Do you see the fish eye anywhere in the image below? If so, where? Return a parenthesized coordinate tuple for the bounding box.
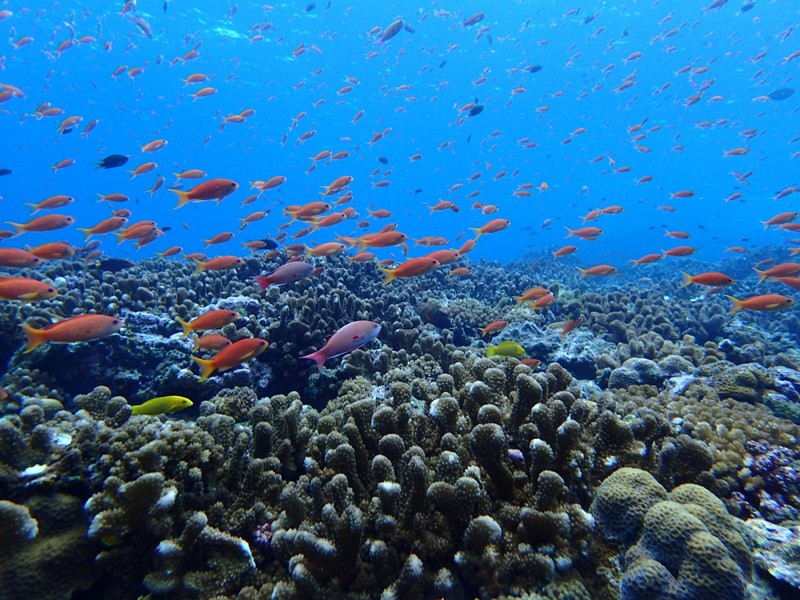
(113, 320, 120, 324)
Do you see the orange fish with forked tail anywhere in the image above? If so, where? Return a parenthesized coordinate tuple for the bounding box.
(379, 256, 439, 284)
(726, 294, 795, 314)
(479, 320, 508, 336)
(0, 277, 58, 302)
(471, 219, 510, 239)
(176, 309, 238, 337)
(171, 179, 239, 208)
(21, 314, 122, 353)
(681, 272, 734, 287)
(192, 338, 268, 381)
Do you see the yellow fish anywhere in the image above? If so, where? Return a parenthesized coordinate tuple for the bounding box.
(487, 341, 525, 358)
(131, 395, 193, 416)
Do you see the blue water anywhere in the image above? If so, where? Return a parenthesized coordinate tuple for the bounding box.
(1, 1, 798, 266)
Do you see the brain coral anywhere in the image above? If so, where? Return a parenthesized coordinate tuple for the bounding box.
(594, 468, 753, 600)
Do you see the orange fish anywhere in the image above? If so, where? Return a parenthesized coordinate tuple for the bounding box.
(25, 195, 75, 214)
(379, 256, 439, 284)
(565, 226, 603, 240)
(192, 338, 268, 381)
(471, 219, 510, 239)
(193, 255, 245, 273)
(285, 202, 331, 223)
(754, 263, 800, 284)
(172, 179, 239, 208)
(663, 246, 696, 258)
(321, 175, 353, 197)
(762, 212, 798, 230)
(529, 294, 555, 310)
(26, 242, 74, 261)
(560, 316, 584, 339)
(177, 309, 238, 337)
(681, 272, 734, 287)
(0, 277, 58, 302)
(727, 294, 794, 314)
(358, 231, 409, 249)
(513, 287, 550, 307)
(21, 314, 122, 353)
(449, 267, 471, 276)
(479, 320, 508, 336)
(425, 249, 461, 265)
(78, 216, 129, 239)
(306, 242, 347, 257)
(141, 139, 168, 152)
(553, 246, 578, 258)
(577, 265, 617, 279)
(7, 214, 75, 236)
(630, 254, 662, 267)
(0, 248, 42, 268)
(202, 232, 235, 248)
(194, 334, 232, 352)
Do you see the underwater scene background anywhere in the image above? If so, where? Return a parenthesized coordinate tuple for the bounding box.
(1, 1, 800, 599)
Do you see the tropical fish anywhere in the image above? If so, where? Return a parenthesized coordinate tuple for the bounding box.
(487, 341, 525, 358)
(300, 321, 381, 370)
(0, 277, 57, 302)
(21, 314, 122, 353)
(192, 338, 269, 381)
(253, 262, 316, 290)
(176, 309, 238, 337)
(131, 395, 193, 416)
(379, 257, 439, 284)
(479, 321, 509, 336)
(727, 295, 795, 314)
(172, 179, 239, 208)
(681, 272, 734, 287)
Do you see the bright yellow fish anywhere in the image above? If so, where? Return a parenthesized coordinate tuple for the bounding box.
(131, 395, 193, 416)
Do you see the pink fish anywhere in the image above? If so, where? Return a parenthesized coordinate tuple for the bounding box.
(301, 321, 381, 370)
(253, 261, 315, 291)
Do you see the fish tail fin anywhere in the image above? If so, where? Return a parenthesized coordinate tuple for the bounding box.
(379, 267, 396, 285)
(5, 222, 24, 237)
(680, 271, 693, 287)
(753, 268, 768, 284)
(661, 250, 668, 259)
(112, 232, 127, 245)
(253, 276, 271, 292)
(726, 295, 744, 315)
(176, 317, 193, 338)
(171, 189, 191, 209)
(77, 228, 94, 241)
(577, 267, 587, 280)
(300, 350, 326, 371)
(24, 203, 40, 214)
(761, 221, 771, 231)
(20, 323, 46, 353)
(192, 258, 205, 274)
(513, 296, 524, 307)
(487, 347, 496, 357)
(191, 356, 216, 381)
(564, 227, 574, 239)
(470, 227, 483, 239)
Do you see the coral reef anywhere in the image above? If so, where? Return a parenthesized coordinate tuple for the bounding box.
(1, 252, 799, 599)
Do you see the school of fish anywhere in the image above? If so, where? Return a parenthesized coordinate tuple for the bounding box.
(0, 2, 798, 401)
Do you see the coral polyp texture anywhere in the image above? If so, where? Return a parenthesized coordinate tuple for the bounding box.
(1, 247, 800, 599)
